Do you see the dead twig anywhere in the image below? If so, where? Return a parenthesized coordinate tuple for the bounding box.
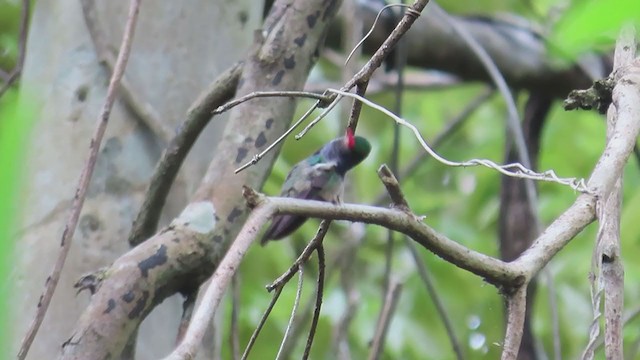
(405, 240, 464, 359)
(276, 268, 304, 360)
(239, 0, 431, 170)
(302, 244, 326, 360)
(176, 290, 198, 345)
(329, 88, 591, 193)
(346, 81, 369, 133)
(17, 1, 141, 358)
(240, 287, 284, 360)
(378, 165, 464, 359)
(267, 221, 331, 292)
(213, 90, 330, 115)
(343, 0, 429, 91)
(596, 25, 635, 360)
(235, 99, 321, 174)
(367, 279, 403, 360)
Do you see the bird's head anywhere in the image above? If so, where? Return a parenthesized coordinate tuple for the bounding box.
(328, 128, 371, 175)
(343, 128, 371, 159)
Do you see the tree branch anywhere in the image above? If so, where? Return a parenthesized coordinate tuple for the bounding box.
(513, 59, 640, 277)
(128, 62, 242, 246)
(18, 1, 141, 358)
(501, 286, 528, 360)
(62, 0, 345, 357)
(353, 2, 607, 98)
(244, 187, 519, 287)
(302, 244, 326, 360)
(161, 205, 269, 360)
(600, 24, 636, 360)
(367, 279, 403, 360)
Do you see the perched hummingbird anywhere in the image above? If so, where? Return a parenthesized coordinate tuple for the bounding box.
(261, 129, 371, 244)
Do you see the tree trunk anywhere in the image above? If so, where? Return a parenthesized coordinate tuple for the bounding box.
(12, 1, 260, 359)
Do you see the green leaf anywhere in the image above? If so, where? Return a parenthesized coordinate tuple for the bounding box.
(0, 92, 35, 355)
(550, 0, 640, 58)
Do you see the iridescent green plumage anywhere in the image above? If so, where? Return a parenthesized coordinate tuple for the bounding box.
(261, 131, 371, 244)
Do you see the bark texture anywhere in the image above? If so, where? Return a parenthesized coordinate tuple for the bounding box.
(13, 1, 259, 359)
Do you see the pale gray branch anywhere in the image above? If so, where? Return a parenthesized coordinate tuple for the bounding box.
(162, 205, 270, 360)
(501, 287, 527, 360)
(599, 24, 636, 360)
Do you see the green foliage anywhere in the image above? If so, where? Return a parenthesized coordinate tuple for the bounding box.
(550, 0, 640, 58)
(0, 0, 23, 71)
(0, 91, 34, 360)
(240, 50, 640, 357)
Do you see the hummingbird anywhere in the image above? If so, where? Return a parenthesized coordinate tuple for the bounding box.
(261, 129, 371, 244)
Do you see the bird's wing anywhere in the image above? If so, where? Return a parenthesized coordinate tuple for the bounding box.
(261, 162, 339, 244)
(284, 162, 340, 202)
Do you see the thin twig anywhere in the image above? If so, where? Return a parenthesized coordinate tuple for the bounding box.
(244, 221, 332, 359)
(344, 4, 412, 67)
(398, 88, 493, 180)
(332, 226, 364, 359)
(431, 4, 544, 245)
(240, 218, 331, 360)
(327, 88, 591, 192)
(594, 304, 640, 352)
(381, 30, 407, 296)
(17, 1, 141, 358)
(176, 290, 198, 345)
(373, 88, 494, 205)
(340, 0, 364, 128)
(346, 81, 369, 133)
(80, 0, 174, 143)
(267, 220, 332, 292)
(405, 240, 464, 359)
(582, 264, 604, 360)
(299, 0, 429, 137)
(599, 24, 634, 360)
(594, 306, 640, 359)
(275, 292, 317, 359)
(295, 95, 343, 139)
(324, 224, 366, 358)
(377, 164, 464, 359)
(302, 244, 326, 360)
(239, 0, 430, 170)
(235, 100, 320, 174)
(367, 279, 403, 360)
(128, 62, 242, 246)
(343, 0, 430, 91)
(276, 268, 304, 360)
(213, 90, 330, 115)
(240, 286, 284, 360)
